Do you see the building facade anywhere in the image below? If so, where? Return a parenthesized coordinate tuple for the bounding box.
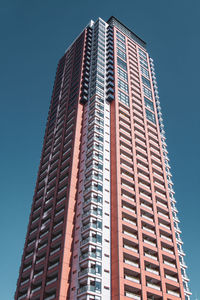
(15, 17, 191, 300)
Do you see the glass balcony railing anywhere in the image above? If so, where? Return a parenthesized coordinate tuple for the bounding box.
(84, 197, 102, 206)
(78, 267, 101, 277)
(84, 184, 102, 194)
(85, 174, 103, 183)
(80, 236, 102, 246)
(82, 209, 102, 218)
(79, 251, 101, 261)
(81, 222, 102, 232)
(86, 153, 103, 163)
(86, 163, 103, 173)
(77, 285, 96, 294)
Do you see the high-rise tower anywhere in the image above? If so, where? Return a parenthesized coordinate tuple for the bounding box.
(15, 17, 191, 300)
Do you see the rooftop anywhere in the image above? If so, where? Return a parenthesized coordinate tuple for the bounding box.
(107, 16, 146, 49)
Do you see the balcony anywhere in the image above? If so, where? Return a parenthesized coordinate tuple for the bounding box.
(123, 230, 137, 239)
(20, 278, 29, 286)
(123, 217, 136, 226)
(31, 285, 41, 294)
(77, 284, 99, 294)
(144, 252, 157, 261)
(82, 209, 102, 219)
(162, 247, 174, 255)
(124, 259, 139, 268)
(84, 196, 102, 206)
(85, 173, 103, 184)
(81, 222, 102, 232)
(44, 295, 56, 300)
(84, 184, 102, 195)
(18, 294, 27, 300)
(80, 236, 101, 246)
(48, 260, 59, 270)
(160, 235, 172, 242)
(167, 290, 180, 297)
(125, 274, 140, 284)
(124, 291, 141, 299)
(79, 251, 101, 261)
(163, 260, 176, 268)
(124, 244, 138, 253)
(78, 267, 101, 277)
(146, 282, 161, 291)
(142, 215, 154, 222)
(46, 277, 57, 286)
(145, 267, 159, 275)
(165, 274, 178, 282)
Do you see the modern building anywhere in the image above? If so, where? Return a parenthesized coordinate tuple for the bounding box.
(15, 16, 191, 300)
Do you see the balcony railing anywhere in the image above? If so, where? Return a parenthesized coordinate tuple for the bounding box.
(165, 274, 178, 282)
(146, 267, 159, 275)
(167, 290, 180, 297)
(79, 251, 101, 261)
(78, 267, 101, 277)
(164, 260, 176, 268)
(80, 236, 101, 246)
(124, 259, 139, 268)
(146, 282, 161, 291)
(125, 275, 140, 283)
(77, 285, 100, 294)
(83, 209, 102, 218)
(81, 222, 101, 232)
(124, 291, 141, 299)
(144, 253, 157, 261)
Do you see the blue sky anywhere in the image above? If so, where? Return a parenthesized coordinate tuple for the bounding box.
(0, 0, 200, 299)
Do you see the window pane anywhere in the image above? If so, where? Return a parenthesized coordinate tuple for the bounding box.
(117, 48, 126, 60)
(117, 57, 127, 71)
(118, 90, 129, 106)
(142, 76, 151, 88)
(118, 78, 129, 93)
(141, 66, 149, 78)
(146, 109, 156, 123)
(143, 86, 152, 99)
(117, 68, 128, 82)
(116, 31, 125, 42)
(144, 97, 154, 111)
(116, 39, 126, 51)
(140, 57, 148, 68)
(138, 48, 147, 59)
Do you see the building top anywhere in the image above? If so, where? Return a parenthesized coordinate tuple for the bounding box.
(107, 16, 146, 49)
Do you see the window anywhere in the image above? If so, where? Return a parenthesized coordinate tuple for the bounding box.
(140, 57, 148, 68)
(116, 31, 125, 42)
(117, 48, 126, 60)
(118, 90, 129, 106)
(117, 39, 126, 51)
(117, 57, 127, 71)
(146, 109, 156, 124)
(138, 48, 147, 59)
(143, 86, 152, 99)
(141, 66, 149, 78)
(117, 67, 128, 82)
(144, 97, 154, 111)
(142, 76, 151, 88)
(118, 78, 129, 93)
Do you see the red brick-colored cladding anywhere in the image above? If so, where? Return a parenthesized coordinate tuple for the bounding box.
(111, 25, 185, 300)
(139, 45, 185, 299)
(58, 27, 90, 300)
(15, 29, 87, 300)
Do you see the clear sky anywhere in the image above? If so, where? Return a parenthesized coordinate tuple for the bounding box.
(1, 0, 200, 299)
